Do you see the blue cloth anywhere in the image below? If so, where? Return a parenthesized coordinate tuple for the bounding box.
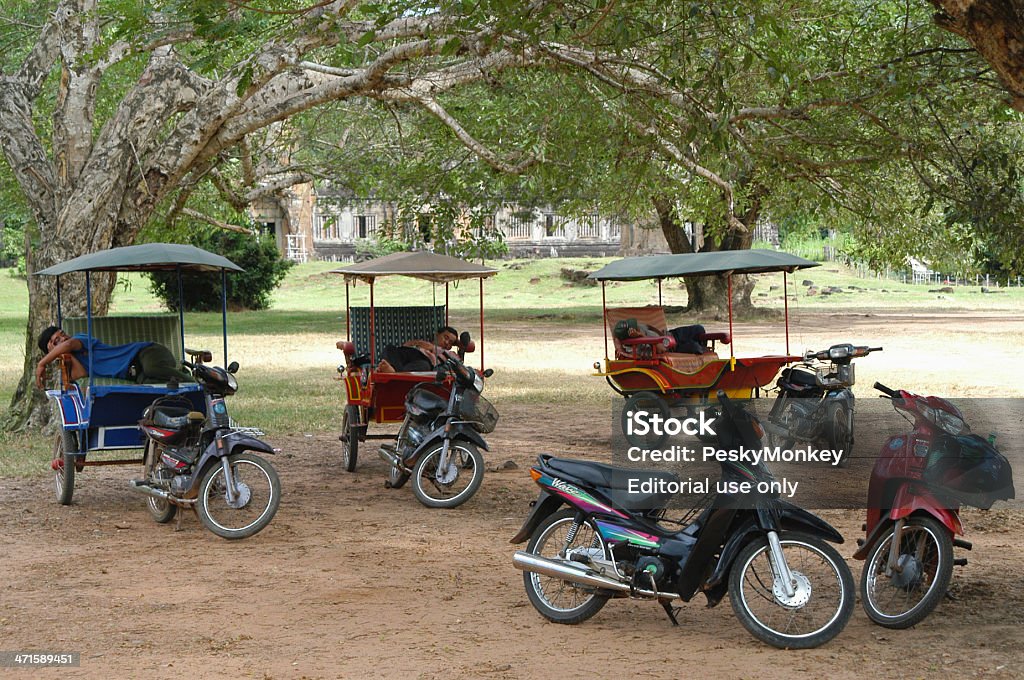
(71, 334, 152, 379)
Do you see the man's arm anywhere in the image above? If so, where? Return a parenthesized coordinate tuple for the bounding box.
(35, 337, 84, 388)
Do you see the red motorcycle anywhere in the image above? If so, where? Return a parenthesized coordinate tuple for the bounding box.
(854, 382, 1014, 628)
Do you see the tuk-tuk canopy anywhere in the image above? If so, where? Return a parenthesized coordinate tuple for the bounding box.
(35, 243, 243, 275)
(588, 250, 819, 282)
(332, 251, 498, 284)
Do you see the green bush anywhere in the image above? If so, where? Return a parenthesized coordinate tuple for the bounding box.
(147, 230, 294, 311)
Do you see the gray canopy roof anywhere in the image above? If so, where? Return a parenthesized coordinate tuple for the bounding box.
(34, 243, 244, 275)
(588, 250, 819, 281)
(332, 251, 498, 283)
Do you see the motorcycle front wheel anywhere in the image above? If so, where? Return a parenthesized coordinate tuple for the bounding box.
(729, 532, 854, 649)
(522, 509, 611, 624)
(411, 441, 483, 509)
(860, 516, 953, 629)
(196, 452, 281, 539)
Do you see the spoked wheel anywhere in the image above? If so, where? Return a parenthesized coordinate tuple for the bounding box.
(52, 430, 77, 506)
(766, 399, 796, 451)
(142, 443, 177, 524)
(860, 516, 953, 629)
(341, 405, 361, 472)
(411, 442, 483, 509)
(825, 402, 853, 467)
(196, 453, 282, 539)
(621, 391, 670, 448)
(522, 509, 611, 624)
(729, 532, 854, 649)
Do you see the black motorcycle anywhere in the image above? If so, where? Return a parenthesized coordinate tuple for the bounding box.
(131, 350, 281, 539)
(379, 354, 498, 508)
(765, 343, 881, 465)
(511, 390, 855, 649)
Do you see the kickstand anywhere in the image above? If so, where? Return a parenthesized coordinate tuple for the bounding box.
(659, 599, 681, 626)
(174, 508, 186, 532)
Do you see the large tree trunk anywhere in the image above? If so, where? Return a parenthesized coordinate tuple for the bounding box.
(930, 1, 1024, 111)
(652, 194, 760, 316)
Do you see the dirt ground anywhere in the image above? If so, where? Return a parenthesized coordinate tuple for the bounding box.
(2, 311, 1023, 679)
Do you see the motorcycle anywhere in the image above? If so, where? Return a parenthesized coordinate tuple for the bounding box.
(378, 353, 498, 509)
(765, 343, 882, 465)
(854, 382, 1014, 628)
(131, 351, 282, 539)
(511, 390, 855, 649)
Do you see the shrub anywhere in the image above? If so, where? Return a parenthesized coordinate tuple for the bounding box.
(147, 230, 294, 311)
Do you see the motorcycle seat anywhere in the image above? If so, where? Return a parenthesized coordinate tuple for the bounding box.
(541, 455, 679, 511)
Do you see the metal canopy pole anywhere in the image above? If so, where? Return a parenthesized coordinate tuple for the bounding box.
(479, 277, 485, 371)
(602, 281, 609, 361)
(369, 279, 376, 368)
(658, 278, 663, 306)
(727, 274, 735, 368)
(221, 269, 228, 364)
(85, 271, 94, 380)
(56, 276, 63, 327)
(176, 265, 186, 361)
(345, 280, 351, 341)
(783, 271, 790, 355)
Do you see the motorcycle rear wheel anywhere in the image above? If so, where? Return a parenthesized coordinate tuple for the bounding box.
(825, 402, 853, 467)
(522, 509, 611, 624)
(196, 453, 281, 539)
(142, 443, 177, 524)
(729, 532, 854, 649)
(411, 442, 483, 509)
(860, 516, 953, 629)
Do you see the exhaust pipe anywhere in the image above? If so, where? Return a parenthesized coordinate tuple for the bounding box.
(129, 480, 195, 505)
(512, 550, 678, 601)
(378, 444, 403, 468)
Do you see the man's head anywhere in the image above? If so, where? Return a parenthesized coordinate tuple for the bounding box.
(436, 326, 459, 350)
(38, 326, 68, 354)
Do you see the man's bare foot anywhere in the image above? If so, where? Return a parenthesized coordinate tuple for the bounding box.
(376, 360, 395, 373)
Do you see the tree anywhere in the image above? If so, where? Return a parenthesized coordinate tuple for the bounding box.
(1, 0, 608, 429)
(928, 0, 1024, 110)
(308, 1, 1022, 312)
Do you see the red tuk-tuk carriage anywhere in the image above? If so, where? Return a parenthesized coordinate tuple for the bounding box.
(333, 251, 497, 472)
(588, 250, 819, 418)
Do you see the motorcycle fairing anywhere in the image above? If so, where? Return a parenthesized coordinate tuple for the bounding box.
(186, 431, 277, 494)
(538, 455, 678, 512)
(889, 485, 963, 535)
(530, 471, 627, 519)
(405, 424, 489, 467)
(853, 501, 963, 561)
(700, 501, 844, 594)
(594, 520, 661, 549)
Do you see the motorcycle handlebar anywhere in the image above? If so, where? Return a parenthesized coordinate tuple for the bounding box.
(873, 382, 898, 397)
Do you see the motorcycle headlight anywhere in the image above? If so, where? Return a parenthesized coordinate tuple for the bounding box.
(921, 405, 968, 436)
(828, 344, 853, 361)
(473, 372, 484, 393)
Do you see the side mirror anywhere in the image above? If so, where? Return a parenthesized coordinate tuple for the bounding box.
(458, 331, 472, 360)
(227, 361, 239, 374)
(483, 368, 494, 378)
